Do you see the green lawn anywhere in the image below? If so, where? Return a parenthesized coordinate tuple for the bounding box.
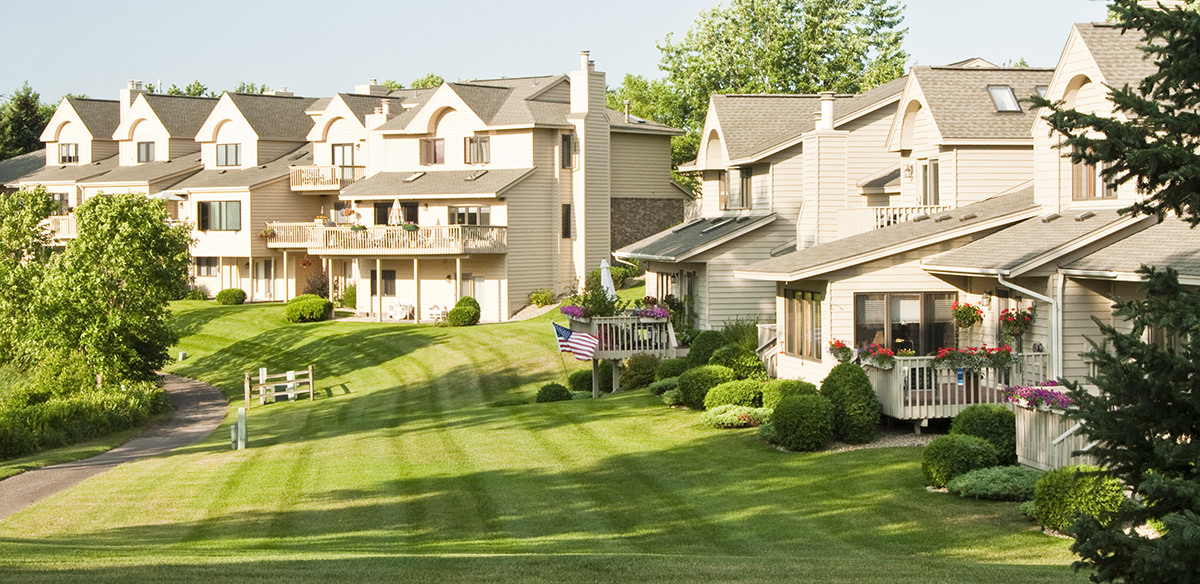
(0, 296, 1087, 583)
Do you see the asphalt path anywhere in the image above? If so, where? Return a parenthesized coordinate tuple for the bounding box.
(0, 374, 227, 521)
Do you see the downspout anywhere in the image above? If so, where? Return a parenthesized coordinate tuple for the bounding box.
(997, 272, 1061, 378)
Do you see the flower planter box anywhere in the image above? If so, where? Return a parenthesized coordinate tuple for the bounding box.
(1012, 405, 1097, 471)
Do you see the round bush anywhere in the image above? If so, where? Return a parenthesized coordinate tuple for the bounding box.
(285, 294, 333, 323)
(1032, 465, 1127, 533)
(215, 288, 246, 305)
(661, 389, 683, 406)
(703, 380, 763, 409)
(700, 405, 771, 429)
(820, 362, 880, 444)
(648, 376, 678, 396)
(686, 330, 727, 367)
(761, 379, 818, 410)
(454, 295, 481, 311)
(708, 344, 767, 380)
(771, 394, 835, 452)
(620, 353, 661, 391)
(655, 358, 689, 381)
(566, 363, 616, 394)
(947, 466, 1042, 501)
(535, 383, 572, 403)
(445, 305, 480, 327)
(528, 288, 555, 306)
(921, 434, 1000, 488)
(676, 365, 736, 410)
(950, 404, 1017, 465)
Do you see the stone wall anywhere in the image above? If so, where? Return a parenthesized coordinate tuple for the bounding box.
(610, 197, 685, 251)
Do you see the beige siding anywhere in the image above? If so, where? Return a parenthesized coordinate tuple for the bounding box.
(248, 179, 325, 257)
(610, 132, 678, 199)
(189, 188, 254, 257)
(257, 140, 305, 164)
(120, 117, 171, 165)
(167, 139, 200, 161)
(504, 129, 560, 317)
(766, 143, 804, 222)
(692, 223, 788, 329)
(948, 146, 1035, 205)
(533, 80, 571, 104)
(1061, 278, 1116, 380)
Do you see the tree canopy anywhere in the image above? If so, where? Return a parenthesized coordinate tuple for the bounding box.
(0, 82, 54, 160)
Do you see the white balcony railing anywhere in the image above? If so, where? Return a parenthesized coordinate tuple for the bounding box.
(862, 353, 1051, 421)
(48, 214, 77, 239)
(567, 315, 685, 361)
(873, 205, 954, 229)
(264, 222, 507, 256)
(289, 166, 366, 191)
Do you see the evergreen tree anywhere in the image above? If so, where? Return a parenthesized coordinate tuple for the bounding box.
(0, 82, 53, 159)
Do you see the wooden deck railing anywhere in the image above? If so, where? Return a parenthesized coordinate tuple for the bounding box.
(289, 165, 366, 191)
(1013, 405, 1097, 471)
(568, 316, 685, 360)
(48, 214, 77, 239)
(265, 222, 507, 255)
(863, 352, 1050, 421)
(873, 205, 953, 229)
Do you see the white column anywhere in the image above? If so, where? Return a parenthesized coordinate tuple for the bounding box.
(282, 250, 288, 301)
(413, 258, 421, 322)
(455, 258, 462, 302)
(376, 258, 382, 323)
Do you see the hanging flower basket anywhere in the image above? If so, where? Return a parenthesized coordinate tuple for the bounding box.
(340, 207, 356, 217)
(401, 222, 419, 232)
(860, 343, 895, 370)
(257, 228, 276, 239)
(1000, 306, 1036, 338)
(350, 224, 367, 232)
(951, 301, 984, 329)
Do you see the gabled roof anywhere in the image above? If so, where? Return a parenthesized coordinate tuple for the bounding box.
(141, 94, 218, 138)
(19, 155, 118, 184)
(338, 93, 411, 125)
(735, 187, 1039, 282)
(614, 214, 777, 263)
(1061, 216, 1200, 280)
(1074, 22, 1158, 91)
(447, 83, 512, 124)
(909, 66, 1054, 141)
(78, 157, 202, 185)
(225, 93, 318, 140)
(922, 208, 1152, 277)
(858, 166, 901, 195)
(171, 146, 310, 191)
(0, 149, 47, 187)
(63, 98, 120, 140)
(338, 168, 535, 199)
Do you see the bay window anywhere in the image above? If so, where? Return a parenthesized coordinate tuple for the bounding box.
(783, 289, 823, 359)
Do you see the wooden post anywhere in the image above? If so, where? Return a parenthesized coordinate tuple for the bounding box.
(455, 257, 461, 302)
(592, 358, 599, 399)
(413, 258, 420, 322)
(258, 367, 267, 405)
(282, 250, 289, 301)
(308, 364, 315, 401)
(244, 373, 251, 408)
(249, 255, 255, 301)
(611, 359, 621, 393)
(376, 258, 383, 323)
(327, 258, 334, 302)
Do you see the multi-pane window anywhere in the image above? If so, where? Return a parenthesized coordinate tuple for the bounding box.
(332, 143, 355, 180)
(197, 201, 241, 231)
(137, 141, 155, 163)
(560, 133, 577, 168)
(370, 269, 396, 296)
(783, 290, 823, 360)
(420, 138, 445, 165)
(50, 192, 70, 216)
(216, 143, 240, 167)
(465, 136, 490, 164)
(854, 292, 956, 356)
(59, 143, 79, 163)
(921, 159, 940, 205)
(719, 167, 752, 210)
(1072, 148, 1116, 200)
(448, 205, 490, 226)
(194, 257, 219, 277)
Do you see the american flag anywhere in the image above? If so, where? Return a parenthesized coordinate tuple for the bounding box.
(553, 322, 599, 361)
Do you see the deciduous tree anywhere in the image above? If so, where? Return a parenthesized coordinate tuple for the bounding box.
(0, 186, 54, 358)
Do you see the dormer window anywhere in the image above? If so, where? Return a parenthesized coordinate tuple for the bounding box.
(137, 142, 155, 163)
(465, 136, 490, 164)
(1072, 147, 1116, 200)
(987, 85, 1021, 112)
(59, 143, 79, 164)
(420, 138, 444, 165)
(216, 144, 240, 167)
(719, 167, 752, 211)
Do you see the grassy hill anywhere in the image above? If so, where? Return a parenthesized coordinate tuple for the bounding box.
(0, 298, 1086, 583)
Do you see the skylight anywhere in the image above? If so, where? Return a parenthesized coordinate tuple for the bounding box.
(1036, 85, 1049, 98)
(987, 85, 1022, 112)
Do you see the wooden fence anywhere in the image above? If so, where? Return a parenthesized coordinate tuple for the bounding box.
(1013, 405, 1097, 471)
(244, 365, 315, 407)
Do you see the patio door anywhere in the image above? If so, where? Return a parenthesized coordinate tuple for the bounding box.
(332, 143, 355, 181)
(255, 259, 274, 300)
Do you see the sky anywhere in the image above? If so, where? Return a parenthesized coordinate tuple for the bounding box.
(2, 0, 1113, 104)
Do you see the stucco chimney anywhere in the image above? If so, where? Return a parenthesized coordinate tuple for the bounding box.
(819, 91, 835, 131)
(264, 86, 294, 97)
(119, 80, 145, 122)
(381, 99, 391, 117)
(355, 78, 388, 96)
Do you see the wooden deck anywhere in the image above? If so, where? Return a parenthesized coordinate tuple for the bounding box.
(568, 316, 686, 361)
(265, 222, 507, 255)
(863, 353, 1050, 421)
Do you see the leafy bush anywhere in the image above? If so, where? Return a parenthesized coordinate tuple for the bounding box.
(676, 365, 736, 409)
(620, 353, 661, 391)
(215, 288, 246, 305)
(771, 394, 835, 452)
(719, 317, 761, 351)
(303, 268, 329, 297)
(535, 383, 572, 403)
(686, 330, 727, 367)
(655, 358, 689, 381)
(947, 466, 1042, 501)
(570, 391, 593, 400)
(661, 389, 683, 406)
(445, 305, 480, 327)
(528, 288, 555, 306)
(1031, 465, 1127, 534)
(700, 405, 771, 429)
(921, 434, 1000, 488)
(566, 363, 616, 394)
(703, 380, 763, 409)
(338, 284, 357, 309)
(761, 379, 818, 410)
(183, 287, 207, 300)
(708, 344, 767, 380)
(820, 362, 879, 444)
(648, 377, 678, 396)
(950, 404, 1017, 465)
(755, 421, 779, 443)
(454, 295, 480, 311)
(285, 294, 333, 323)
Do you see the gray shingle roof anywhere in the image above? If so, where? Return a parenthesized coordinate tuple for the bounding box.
(913, 66, 1054, 141)
(339, 168, 535, 199)
(1063, 216, 1200, 278)
(738, 188, 1038, 280)
(65, 98, 119, 140)
(172, 146, 311, 190)
(615, 214, 777, 262)
(0, 149, 47, 186)
(922, 208, 1135, 274)
(339, 93, 410, 125)
(78, 158, 202, 184)
(1075, 22, 1158, 91)
(19, 155, 118, 183)
(226, 93, 318, 140)
(142, 94, 218, 138)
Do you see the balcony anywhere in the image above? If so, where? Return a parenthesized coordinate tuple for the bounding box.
(838, 205, 954, 238)
(862, 353, 1050, 421)
(567, 316, 687, 361)
(289, 165, 366, 192)
(264, 222, 507, 256)
(48, 214, 77, 240)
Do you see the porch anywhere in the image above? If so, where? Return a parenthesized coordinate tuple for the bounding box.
(863, 352, 1050, 422)
(48, 214, 77, 239)
(568, 316, 686, 361)
(265, 222, 507, 255)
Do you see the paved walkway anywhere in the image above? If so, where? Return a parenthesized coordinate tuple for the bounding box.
(0, 374, 227, 521)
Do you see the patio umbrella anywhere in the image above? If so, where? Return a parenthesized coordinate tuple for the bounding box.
(599, 259, 617, 301)
(388, 198, 402, 225)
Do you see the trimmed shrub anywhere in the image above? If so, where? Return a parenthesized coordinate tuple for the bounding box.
(686, 330, 727, 367)
(215, 288, 246, 305)
(620, 353, 661, 391)
(1032, 465, 1127, 533)
(338, 284, 357, 309)
(661, 389, 683, 406)
(648, 376, 678, 396)
(676, 365, 736, 409)
(921, 434, 1000, 488)
(535, 383, 572, 403)
(703, 380, 763, 409)
(947, 466, 1042, 501)
(528, 288, 555, 306)
(183, 287, 207, 300)
(719, 317, 760, 351)
(454, 295, 481, 311)
(755, 421, 779, 444)
(654, 358, 689, 381)
(445, 305, 481, 327)
(285, 294, 333, 323)
(761, 379, 818, 410)
(700, 405, 771, 429)
(566, 363, 616, 394)
(820, 362, 880, 444)
(950, 404, 1017, 465)
(708, 344, 767, 380)
(771, 394, 835, 452)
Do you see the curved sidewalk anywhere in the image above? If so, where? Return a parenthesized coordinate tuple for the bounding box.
(0, 374, 227, 521)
